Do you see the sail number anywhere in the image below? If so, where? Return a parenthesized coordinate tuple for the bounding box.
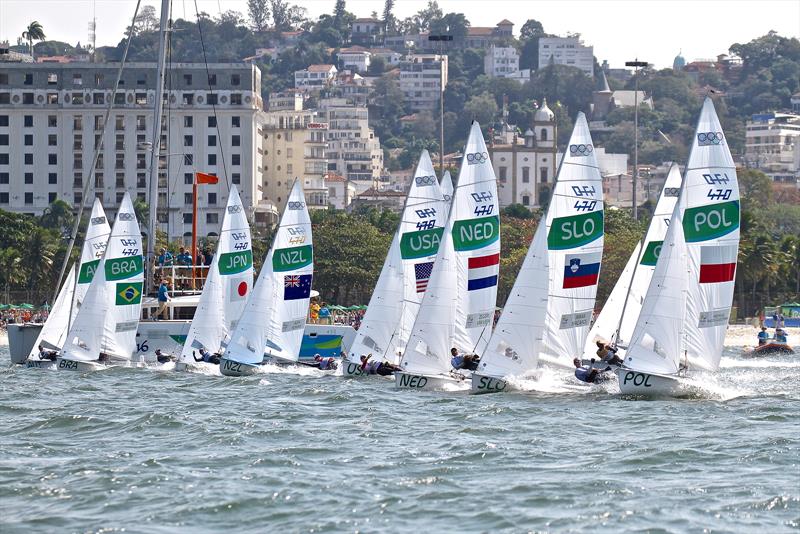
(622, 371, 653, 387)
(475, 376, 507, 392)
(222, 360, 242, 374)
(398, 374, 428, 388)
(136, 341, 149, 353)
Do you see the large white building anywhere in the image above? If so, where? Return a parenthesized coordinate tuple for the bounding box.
(484, 46, 520, 78)
(0, 61, 262, 242)
(294, 64, 337, 90)
(398, 54, 448, 112)
(538, 36, 594, 76)
(317, 97, 383, 184)
(744, 111, 800, 184)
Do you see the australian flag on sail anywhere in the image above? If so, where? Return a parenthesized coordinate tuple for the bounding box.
(415, 261, 433, 293)
(563, 252, 601, 289)
(284, 274, 312, 300)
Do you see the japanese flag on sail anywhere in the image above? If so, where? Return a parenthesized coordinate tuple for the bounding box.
(468, 253, 499, 291)
(229, 277, 249, 301)
(563, 252, 601, 289)
(699, 245, 737, 283)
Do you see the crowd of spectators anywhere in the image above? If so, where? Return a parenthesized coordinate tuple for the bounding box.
(152, 245, 214, 291)
(308, 301, 365, 329)
(0, 309, 49, 329)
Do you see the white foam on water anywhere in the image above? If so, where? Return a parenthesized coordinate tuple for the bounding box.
(506, 366, 598, 394)
(257, 362, 327, 377)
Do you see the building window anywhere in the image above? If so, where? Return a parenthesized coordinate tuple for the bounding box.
(208, 74, 217, 86)
(73, 173, 82, 187)
(231, 74, 240, 86)
(208, 117, 217, 127)
(48, 116, 57, 127)
(206, 213, 219, 224)
(208, 154, 216, 165)
(93, 93, 104, 105)
(184, 192, 192, 204)
(115, 153, 125, 169)
(183, 93, 194, 105)
(95, 173, 104, 188)
(25, 154, 33, 165)
(73, 116, 82, 131)
(183, 74, 192, 85)
(0, 116, 8, 127)
(184, 173, 193, 184)
(0, 172, 8, 183)
(136, 115, 146, 131)
(24, 172, 33, 184)
(540, 129, 548, 141)
(24, 115, 33, 127)
(0, 93, 9, 104)
(208, 192, 217, 205)
(48, 172, 57, 184)
(114, 93, 125, 105)
(232, 154, 241, 166)
(522, 195, 530, 206)
(0, 154, 8, 165)
(94, 115, 104, 130)
(115, 115, 124, 130)
(49, 192, 57, 203)
(184, 135, 193, 147)
(25, 192, 33, 204)
(499, 166, 507, 182)
(0, 134, 9, 146)
(184, 154, 193, 165)
(73, 155, 83, 169)
(72, 93, 84, 105)
(48, 134, 57, 146)
(49, 154, 57, 165)
(230, 94, 242, 105)
(137, 153, 146, 169)
(116, 173, 125, 187)
(47, 73, 58, 85)
(137, 173, 146, 188)
(540, 167, 548, 183)
(74, 191, 82, 204)
(184, 116, 193, 127)
(231, 135, 240, 147)
(115, 134, 124, 150)
(136, 93, 147, 105)
(0, 192, 8, 204)
(232, 173, 240, 184)
(183, 213, 193, 224)
(95, 73, 104, 86)
(208, 135, 216, 147)
(232, 116, 240, 128)
(207, 94, 218, 105)
(522, 167, 530, 183)
(24, 73, 33, 85)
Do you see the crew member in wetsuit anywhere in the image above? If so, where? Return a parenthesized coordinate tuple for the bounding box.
(573, 357, 604, 383)
(313, 354, 338, 370)
(194, 347, 221, 365)
(450, 348, 480, 371)
(37, 344, 57, 361)
(596, 340, 624, 366)
(154, 349, 173, 364)
(360, 354, 401, 376)
(757, 327, 770, 346)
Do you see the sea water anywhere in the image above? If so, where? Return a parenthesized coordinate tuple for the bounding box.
(0, 328, 797, 533)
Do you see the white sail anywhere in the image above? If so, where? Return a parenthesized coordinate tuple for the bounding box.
(584, 164, 682, 354)
(441, 170, 454, 212)
(348, 150, 446, 363)
(61, 193, 144, 362)
(73, 199, 111, 319)
(478, 113, 604, 378)
(27, 266, 76, 359)
(179, 186, 253, 362)
(223, 180, 313, 365)
(400, 122, 500, 375)
(682, 97, 740, 372)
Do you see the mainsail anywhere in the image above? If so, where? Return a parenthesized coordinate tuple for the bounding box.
(27, 266, 76, 358)
(441, 170, 454, 212)
(400, 122, 500, 376)
(179, 186, 253, 363)
(348, 150, 446, 363)
(73, 199, 112, 318)
(584, 164, 682, 354)
(223, 180, 313, 365)
(60, 193, 144, 362)
(478, 113, 604, 378)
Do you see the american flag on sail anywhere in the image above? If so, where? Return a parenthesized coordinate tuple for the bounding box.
(415, 262, 433, 293)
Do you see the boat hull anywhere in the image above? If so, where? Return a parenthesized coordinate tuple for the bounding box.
(342, 360, 367, 377)
(6, 323, 42, 364)
(470, 373, 511, 395)
(26, 359, 57, 370)
(394, 371, 464, 390)
(219, 357, 259, 376)
(616, 368, 681, 396)
(744, 343, 794, 357)
(56, 358, 104, 372)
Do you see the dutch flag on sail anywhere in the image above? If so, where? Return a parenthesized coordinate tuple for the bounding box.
(699, 245, 737, 283)
(562, 252, 601, 289)
(468, 253, 499, 291)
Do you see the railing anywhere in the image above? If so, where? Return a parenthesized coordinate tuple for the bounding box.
(149, 263, 211, 295)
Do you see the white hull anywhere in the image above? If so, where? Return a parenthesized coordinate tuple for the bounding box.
(26, 359, 57, 370)
(394, 371, 465, 390)
(342, 360, 367, 377)
(56, 358, 105, 372)
(219, 357, 259, 377)
(470, 373, 511, 394)
(616, 368, 681, 396)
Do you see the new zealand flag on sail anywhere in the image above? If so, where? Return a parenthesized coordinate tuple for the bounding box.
(284, 274, 313, 300)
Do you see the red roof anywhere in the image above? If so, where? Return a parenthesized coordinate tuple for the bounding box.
(307, 64, 336, 72)
(467, 27, 495, 36)
(325, 173, 346, 183)
(497, 19, 514, 26)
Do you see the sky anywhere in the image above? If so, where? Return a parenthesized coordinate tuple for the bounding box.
(0, 0, 798, 68)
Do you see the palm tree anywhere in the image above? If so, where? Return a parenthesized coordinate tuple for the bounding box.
(22, 21, 45, 59)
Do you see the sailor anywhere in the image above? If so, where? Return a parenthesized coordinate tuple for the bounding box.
(193, 347, 220, 365)
(450, 348, 481, 371)
(775, 328, 788, 344)
(360, 354, 401, 376)
(154, 349, 173, 364)
(573, 357, 606, 383)
(757, 327, 770, 346)
(98, 352, 110, 363)
(37, 344, 57, 361)
(596, 340, 624, 366)
(313, 354, 338, 370)
(155, 279, 170, 320)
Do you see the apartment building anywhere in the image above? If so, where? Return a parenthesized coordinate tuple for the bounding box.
(538, 36, 594, 76)
(744, 111, 800, 183)
(336, 47, 371, 73)
(484, 46, 520, 78)
(294, 64, 337, 90)
(0, 61, 262, 242)
(259, 109, 329, 212)
(317, 97, 383, 184)
(398, 54, 448, 112)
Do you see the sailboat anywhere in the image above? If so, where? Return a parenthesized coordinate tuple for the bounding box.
(441, 169, 454, 210)
(219, 180, 313, 376)
(175, 186, 253, 371)
(58, 193, 145, 371)
(25, 199, 112, 368)
(583, 164, 682, 360)
(395, 122, 500, 390)
(617, 97, 740, 395)
(342, 150, 447, 377)
(471, 113, 605, 393)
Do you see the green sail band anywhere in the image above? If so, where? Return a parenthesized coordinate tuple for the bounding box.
(452, 215, 500, 251)
(218, 250, 253, 275)
(683, 200, 739, 242)
(273, 244, 313, 272)
(400, 227, 444, 259)
(640, 240, 663, 266)
(78, 259, 100, 284)
(547, 210, 604, 250)
(105, 255, 144, 281)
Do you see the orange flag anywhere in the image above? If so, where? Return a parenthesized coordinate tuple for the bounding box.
(195, 172, 219, 184)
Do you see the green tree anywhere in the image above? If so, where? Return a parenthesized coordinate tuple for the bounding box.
(271, 0, 307, 31)
(382, 0, 396, 34)
(247, 0, 271, 32)
(40, 199, 75, 236)
(22, 21, 46, 58)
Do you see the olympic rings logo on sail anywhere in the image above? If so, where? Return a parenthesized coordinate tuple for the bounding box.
(664, 187, 680, 197)
(466, 151, 488, 165)
(415, 175, 437, 186)
(90, 216, 106, 225)
(117, 212, 134, 221)
(569, 143, 594, 156)
(697, 131, 724, 146)
(227, 205, 243, 214)
(443, 194, 452, 201)
(288, 201, 305, 210)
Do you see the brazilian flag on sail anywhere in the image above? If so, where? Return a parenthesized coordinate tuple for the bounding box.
(116, 282, 143, 305)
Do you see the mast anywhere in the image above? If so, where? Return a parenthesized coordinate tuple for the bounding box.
(146, 0, 172, 294)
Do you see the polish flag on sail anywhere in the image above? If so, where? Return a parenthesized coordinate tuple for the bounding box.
(468, 253, 499, 291)
(699, 245, 737, 283)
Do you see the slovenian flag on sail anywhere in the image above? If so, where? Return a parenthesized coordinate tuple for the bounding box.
(468, 253, 499, 291)
(563, 252, 601, 289)
(699, 245, 737, 283)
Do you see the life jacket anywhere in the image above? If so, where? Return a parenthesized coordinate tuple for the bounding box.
(574, 367, 594, 383)
(451, 355, 465, 369)
(367, 360, 382, 374)
(319, 358, 333, 370)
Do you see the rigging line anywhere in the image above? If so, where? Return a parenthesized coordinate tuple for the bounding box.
(164, 7, 175, 242)
(52, 0, 143, 305)
(193, 0, 230, 190)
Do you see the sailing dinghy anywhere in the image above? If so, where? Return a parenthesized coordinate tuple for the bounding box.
(582, 164, 682, 362)
(396, 122, 500, 390)
(175, 186, 253, 371)
(617, 97, 740, 395)
(471, 113, 605, 393)
(219, 180, 313, 376)
(25, 199, 112, 368)
(342, 150, 446, 377)
(58, 193, 144, 371)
